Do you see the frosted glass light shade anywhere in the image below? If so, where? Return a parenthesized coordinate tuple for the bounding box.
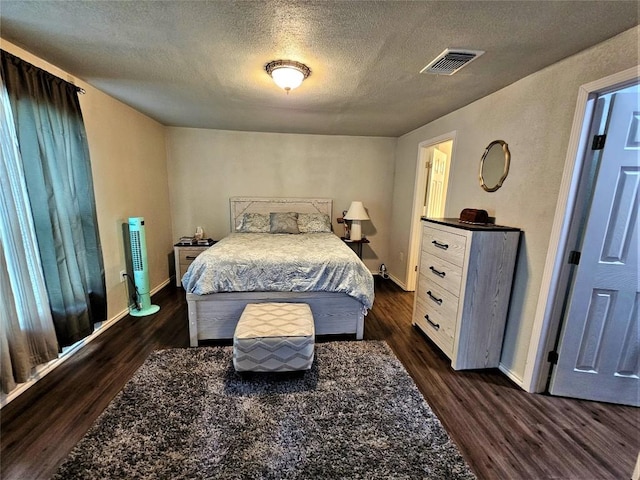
(265, 60, 311, 93)
(271, 67, 305, 91)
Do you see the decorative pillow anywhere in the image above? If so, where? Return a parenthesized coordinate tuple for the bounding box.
(270, 212, 299, 234)
(297, 213, 332, 233)
(237, 213, 270, 233)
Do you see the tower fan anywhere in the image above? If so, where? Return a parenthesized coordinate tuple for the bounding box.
(128, 217, 160, 316)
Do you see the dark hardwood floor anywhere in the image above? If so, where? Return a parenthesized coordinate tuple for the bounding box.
(2, 278, 638, 479)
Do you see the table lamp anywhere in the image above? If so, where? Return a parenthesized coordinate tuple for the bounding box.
(344, 201, 369, 241)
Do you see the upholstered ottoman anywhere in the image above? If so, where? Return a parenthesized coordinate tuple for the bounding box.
(233, 302, 315, 372)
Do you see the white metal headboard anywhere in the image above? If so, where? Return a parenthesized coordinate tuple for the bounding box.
(230, 197, 333, 232)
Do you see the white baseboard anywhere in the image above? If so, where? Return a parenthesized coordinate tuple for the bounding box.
(0, 278, 170, 408)
(498, 362, 525, 390)
(151, 278, 170, 296)
(387, 273, 409, 291)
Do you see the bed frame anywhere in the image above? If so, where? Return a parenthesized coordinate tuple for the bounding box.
(185, 197, 366, 346)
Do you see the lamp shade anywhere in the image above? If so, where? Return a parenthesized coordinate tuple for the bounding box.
(344, 201, 369, 221)
(344, 201, 369, 241)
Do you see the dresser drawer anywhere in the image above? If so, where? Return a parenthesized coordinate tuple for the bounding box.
(422, 225, 466, 267)
(178, 248, 206, 265)
(413, 296, 455, 356)
(417, 273, 460, 322)
(419, 251, 463, 297)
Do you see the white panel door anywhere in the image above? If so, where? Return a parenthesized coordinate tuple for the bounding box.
(425, 148, 448, 218)
(550, 92, 640, 406)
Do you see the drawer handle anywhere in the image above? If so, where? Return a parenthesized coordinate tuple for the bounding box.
(424, 314, 440, 330)
(429, 266, 446, 277)
(185, 256, 198, 260)
(426, 290, 443, 305)
(432, 240, 449, 250)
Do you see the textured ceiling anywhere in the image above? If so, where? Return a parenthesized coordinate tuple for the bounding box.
(1, 1, 638, 137)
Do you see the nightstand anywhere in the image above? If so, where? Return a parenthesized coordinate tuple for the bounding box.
(340, 237, 369, 259)
(174, 240, 216, 287)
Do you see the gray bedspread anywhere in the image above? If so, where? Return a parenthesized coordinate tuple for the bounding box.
(182, 233, 374, 309)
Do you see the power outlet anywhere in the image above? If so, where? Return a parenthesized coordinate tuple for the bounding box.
(399, 251, 404, 262)
(120, 270, 127, 283)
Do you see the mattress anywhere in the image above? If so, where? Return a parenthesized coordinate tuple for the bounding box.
(181, 232, 374, 309)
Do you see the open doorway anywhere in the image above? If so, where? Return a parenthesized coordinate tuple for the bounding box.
(407, 134, 455, 291)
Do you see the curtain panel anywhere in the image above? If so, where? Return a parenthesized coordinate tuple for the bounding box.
(0, 73, 59, 394)
(1, 50, 107, 348)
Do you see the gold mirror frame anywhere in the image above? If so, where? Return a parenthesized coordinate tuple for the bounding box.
(479, 140, 510, 192)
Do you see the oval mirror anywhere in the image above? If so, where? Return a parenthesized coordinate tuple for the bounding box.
(479, 140, 510, 192)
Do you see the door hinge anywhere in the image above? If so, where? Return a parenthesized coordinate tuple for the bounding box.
(414, 265, 418, 272)
(547, 351, 559, 365)
(591, 134, 606, 150)
(568, 250, 581, 265)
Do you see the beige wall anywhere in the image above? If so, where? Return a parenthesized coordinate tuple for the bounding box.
(1, 40, 173, 320)
(389, 26, 639, 383)
(165, 128, 396, 272)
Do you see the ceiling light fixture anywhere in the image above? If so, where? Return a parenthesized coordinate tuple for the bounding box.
(265, 59, 311, 93)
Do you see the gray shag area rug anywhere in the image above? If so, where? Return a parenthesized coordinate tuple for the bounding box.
(54, 341, 475, 479)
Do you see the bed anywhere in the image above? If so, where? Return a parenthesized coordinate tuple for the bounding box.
(183, 197, 375, 346)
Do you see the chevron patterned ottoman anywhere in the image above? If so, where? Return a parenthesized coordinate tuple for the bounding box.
(233, 302, 315, 372)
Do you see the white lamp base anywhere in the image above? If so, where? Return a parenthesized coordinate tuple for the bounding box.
(350, 220, 362, 241)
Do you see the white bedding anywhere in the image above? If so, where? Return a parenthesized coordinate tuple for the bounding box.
(182, 233, 375, 309)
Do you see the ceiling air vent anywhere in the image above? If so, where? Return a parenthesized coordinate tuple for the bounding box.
(420, 49, 485, 75)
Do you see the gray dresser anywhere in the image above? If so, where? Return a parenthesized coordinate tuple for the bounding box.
(412, 218, 520, 370)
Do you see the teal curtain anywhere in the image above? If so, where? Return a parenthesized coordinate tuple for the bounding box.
(1, 50, 106, 348)
(1, 71, 59, 394)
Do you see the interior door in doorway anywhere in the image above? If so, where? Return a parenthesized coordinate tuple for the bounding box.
(550, 92, 639, 406)
(424, 147, 448, 218)
(408, 138, 453, 291)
